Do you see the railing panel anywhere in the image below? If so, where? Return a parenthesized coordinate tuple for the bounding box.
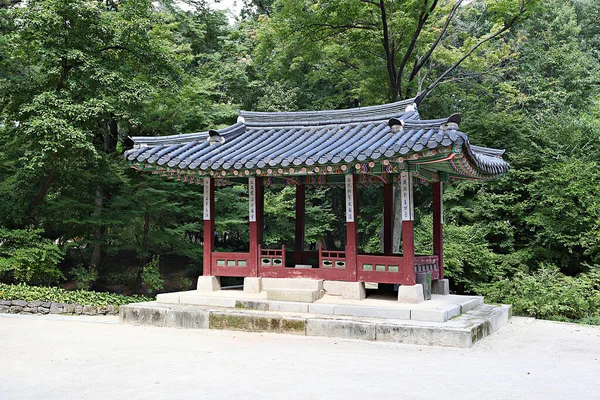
(259, 245, 286, 268)
(319, 245, 346, 269)
(211, 251, 253, 277)
(356, 254, 412, 284)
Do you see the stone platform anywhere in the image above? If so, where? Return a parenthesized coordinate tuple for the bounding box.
(120, 289, 511, 347)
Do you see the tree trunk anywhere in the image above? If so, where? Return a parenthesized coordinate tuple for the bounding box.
(26, 167, 57, 216)
(89, 188, 104, 268)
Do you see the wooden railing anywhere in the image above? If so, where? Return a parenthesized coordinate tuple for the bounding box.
(413, 255, 439, 280)
(319, 245, 346, 269)
(211, 251, 252, 277)
(259, 245, 285, 267)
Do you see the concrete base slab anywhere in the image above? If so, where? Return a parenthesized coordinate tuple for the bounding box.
(398, 284, 425, 304)
(197, 276, 220, 292)
(267, 289, 323, 303)
(120, 301, 512, 347)
(323, 281, 366, 300)
(243, 277, 262, 294)
(432, 279, 450, 295)
(155, 289, 483, 323)
(262, 278, 323, 291)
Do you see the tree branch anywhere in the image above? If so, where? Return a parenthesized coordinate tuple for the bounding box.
(396, 0, 438, 96)
(378, 0, 398, 101)
(409, 0, 462, 84)
(420, 2, 526, 102)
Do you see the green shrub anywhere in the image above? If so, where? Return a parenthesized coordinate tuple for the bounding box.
(0, 227, 64, 285)
(69, 265, 98, 290)
(479, 265, 600, 322)
(0, 283, 152, 307)
(141, 255, 164, 293)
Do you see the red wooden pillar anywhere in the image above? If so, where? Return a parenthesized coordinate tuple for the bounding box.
(345, 174, 358, 282)
(383, 178, 393, 256)
(203, 177, 215, 276)
(400, 171, 416, 285)
(433, 181, 444, 279)
(248, 177, 262, 277)
(294, 183, 306, 265)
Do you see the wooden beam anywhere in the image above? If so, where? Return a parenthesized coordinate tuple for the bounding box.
(433, 181, 444, 279)
(295, 183, 306, 265)
(203, 177, 215, 276)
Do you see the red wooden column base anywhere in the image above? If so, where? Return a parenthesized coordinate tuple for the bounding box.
(401, 220, 415, 285)
(433, 181, 444, 279)
(203, 178, 215, 276)
(294, 183, 306, 265)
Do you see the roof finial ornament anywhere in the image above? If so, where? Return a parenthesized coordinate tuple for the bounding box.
(207, 130, 225, 145)
(237, 115, 245, 124)
(405, 103, 418, 113)
(446, 114, 461, 132)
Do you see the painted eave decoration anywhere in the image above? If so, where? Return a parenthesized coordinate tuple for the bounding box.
(125, 97, 509, 183)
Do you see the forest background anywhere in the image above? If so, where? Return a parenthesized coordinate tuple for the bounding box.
(0, 0, 599, 323)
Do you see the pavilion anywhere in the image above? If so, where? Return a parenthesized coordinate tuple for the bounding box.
(125, 96, 509, 303)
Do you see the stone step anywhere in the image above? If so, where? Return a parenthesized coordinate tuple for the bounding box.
(120, 302, 512, 348)
(262, 278, 323, 291)
(266, 289, 324, 303)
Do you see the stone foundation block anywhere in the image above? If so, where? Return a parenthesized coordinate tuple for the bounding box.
(269, 301, 309, 313)
(209, 311, 280, 332)
(323, 281, 366, 300)
(262, 278, 323, 291)
(281, 317, 306, 335)
(342, 282, 366, 300)
(243, 277, 262, 294)
(306, 319, 376, 341)
(432, 279, 450, 295)
(197, 276, 221, 292)
(398, 284, 425, 304)
(267, 289, 323, 303)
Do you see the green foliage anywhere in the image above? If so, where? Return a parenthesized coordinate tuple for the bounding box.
(480, 266, 600, 322)
(141, 255, 164, 293)
(69, 265, 98, 290)
(0, 227, 64, 285)
(0, 282, 151, 307)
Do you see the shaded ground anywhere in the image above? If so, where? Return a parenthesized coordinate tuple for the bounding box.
(1, 314, 599, 399)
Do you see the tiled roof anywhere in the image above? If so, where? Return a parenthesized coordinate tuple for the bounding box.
(125, 98, 509, 179)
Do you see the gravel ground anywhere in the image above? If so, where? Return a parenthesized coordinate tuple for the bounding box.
(1, 314, 599, 400)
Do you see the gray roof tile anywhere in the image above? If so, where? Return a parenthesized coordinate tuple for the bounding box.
(125, 98, 509, 178)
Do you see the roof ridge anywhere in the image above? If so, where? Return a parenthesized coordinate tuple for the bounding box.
(239, 98, 417, 126)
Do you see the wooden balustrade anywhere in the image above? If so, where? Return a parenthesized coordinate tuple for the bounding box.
(259, 245, 286, 267)
(319, 245, 346, 269)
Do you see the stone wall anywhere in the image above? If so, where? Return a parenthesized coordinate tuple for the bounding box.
(0, 300, 119, 315)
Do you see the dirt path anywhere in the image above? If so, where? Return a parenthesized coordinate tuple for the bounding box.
(1, 314, 599, 399)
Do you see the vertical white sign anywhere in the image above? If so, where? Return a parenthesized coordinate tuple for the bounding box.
(400, 171, 414, 221)
(345, 174, 354, 222)
(249, 177, 256, 222)
(410, 172, 414, 221)
(203, 177, 211, 221)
